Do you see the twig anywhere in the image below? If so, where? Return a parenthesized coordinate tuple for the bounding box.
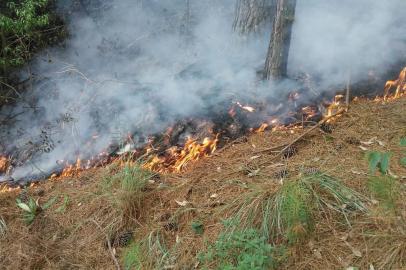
(257, 109, 346, 166)
(90, 219, 121, 270)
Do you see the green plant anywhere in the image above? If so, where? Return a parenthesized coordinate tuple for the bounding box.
(1, 0, 49, 69)
(366, 151, 391, 174)
(55, 195, 70, 213)
(16, 196, 56, 224)
(123, 242, 142, 270)
(222, 173, 368, 244)
(106, 163, 156, 222)
(368, 176, 399, 211)
(198, 228, 285, 270)
(365, 148, 400, 212)
(273, 181, 313, 243)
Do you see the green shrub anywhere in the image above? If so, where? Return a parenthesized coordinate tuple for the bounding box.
(199, 228, 285, 270)
(0, 0, 65, 103)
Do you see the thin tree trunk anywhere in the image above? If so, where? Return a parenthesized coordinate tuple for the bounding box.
(233, 0, 274, 34)
(264, 0, 297, 80)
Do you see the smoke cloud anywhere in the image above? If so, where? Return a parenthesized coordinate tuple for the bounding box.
(0, 0, 405, 182)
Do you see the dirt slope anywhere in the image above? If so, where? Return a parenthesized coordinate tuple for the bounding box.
(1, 97, 405, 270)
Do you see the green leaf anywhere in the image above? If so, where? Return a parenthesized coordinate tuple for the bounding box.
(16, 202, 32, 213)
(42, 196, 57, 210)
(379, 153, 391, 174)
(367, 152, 381, 174)
(400, 137, 406, 147)
(55, 195, 70, 213)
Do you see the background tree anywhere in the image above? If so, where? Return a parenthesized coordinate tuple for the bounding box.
(264, 0, 296, 79)
(233, 0, 275, 34)
(0, 0, 64, 105)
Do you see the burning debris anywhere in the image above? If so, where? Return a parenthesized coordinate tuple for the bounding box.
(384, 67, 406, 99)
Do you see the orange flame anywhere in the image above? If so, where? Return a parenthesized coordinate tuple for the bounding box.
(384, 67, 406, 100)
(144, 134, 219, 173)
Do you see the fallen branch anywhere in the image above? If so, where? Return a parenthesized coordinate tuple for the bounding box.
(257, 109, 346, 165)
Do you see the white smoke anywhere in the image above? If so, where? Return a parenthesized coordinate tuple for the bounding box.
(0, 0, 405, 182)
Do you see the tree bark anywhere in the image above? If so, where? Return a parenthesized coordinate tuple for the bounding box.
(233, 0, 275, 34)
(264, 0, 297, 80)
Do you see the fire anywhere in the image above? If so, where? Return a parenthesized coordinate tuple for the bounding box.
(143, 134, 219, 173)
(325, 94, 345, 119)
(255, 123, 269, 133)
(384, 67, 406, 100)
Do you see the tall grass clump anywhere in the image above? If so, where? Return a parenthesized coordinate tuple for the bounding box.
(222, 172, 369, 244)
(105, 163, 156, 223)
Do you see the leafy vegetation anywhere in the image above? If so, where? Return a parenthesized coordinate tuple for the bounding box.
(198, 228, 285, 270)
(366, 151, 391, 174)
(0, 0, 64, 103)
(15, 195, 56, 224)
(366, 149, 400, 212)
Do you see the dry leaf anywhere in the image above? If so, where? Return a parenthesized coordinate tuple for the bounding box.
(359, 146, 369, 151)
(175, 200, 189, 207)
(250, 155, 261, 160)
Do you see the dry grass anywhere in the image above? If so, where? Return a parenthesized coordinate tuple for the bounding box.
(0, 97, 405, 269)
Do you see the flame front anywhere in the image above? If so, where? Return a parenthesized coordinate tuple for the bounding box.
(384, 67, 406, 100)
(144, 134, 219, 173)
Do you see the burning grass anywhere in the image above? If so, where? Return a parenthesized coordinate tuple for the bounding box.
(0, 93, 405, 269)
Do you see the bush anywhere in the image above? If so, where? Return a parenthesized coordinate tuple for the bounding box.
(0, 0, 64, 103)
(199, 228, 285, 270)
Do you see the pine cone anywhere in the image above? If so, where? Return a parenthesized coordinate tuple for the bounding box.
(273, 169, 289, 179)
(320, 123, 333, 133)
(282, 146, 298, 159)
(114, 231, 133, 247)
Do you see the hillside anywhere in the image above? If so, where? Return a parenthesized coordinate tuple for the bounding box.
(0, 96, 405, 270)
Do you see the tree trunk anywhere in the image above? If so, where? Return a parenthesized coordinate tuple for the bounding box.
(264, 0, 296, 80)
(233, 0, 274, 34)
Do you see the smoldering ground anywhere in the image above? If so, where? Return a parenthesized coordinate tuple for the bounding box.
(0, 0, 405, 182)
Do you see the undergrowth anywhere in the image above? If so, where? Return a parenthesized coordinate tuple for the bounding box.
(198, 228, 285, 270)
(366, 149, 400, 213)
(103, 163, 156, 223)
(222, 172, 368, 243)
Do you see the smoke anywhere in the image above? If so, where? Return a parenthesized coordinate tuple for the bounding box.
(0, 0, 405, 182)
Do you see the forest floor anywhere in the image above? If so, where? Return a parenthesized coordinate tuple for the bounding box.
(0, 96, 405, 270)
